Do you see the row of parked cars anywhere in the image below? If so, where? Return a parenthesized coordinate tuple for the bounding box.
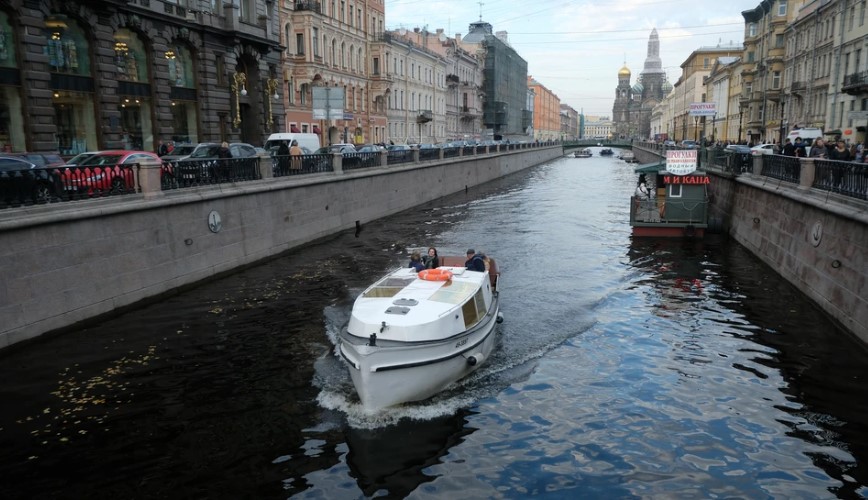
(0, 143, 267, 205)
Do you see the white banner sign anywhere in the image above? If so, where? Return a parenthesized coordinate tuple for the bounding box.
(688, 103, 717, 117)
(666, 150, 698, 175)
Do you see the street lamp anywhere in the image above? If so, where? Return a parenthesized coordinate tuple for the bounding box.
(738, 108, 744, 144)
(779, 98, 786, 145)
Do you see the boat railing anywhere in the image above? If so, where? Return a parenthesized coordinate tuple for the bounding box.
(630, 197, 708, 225)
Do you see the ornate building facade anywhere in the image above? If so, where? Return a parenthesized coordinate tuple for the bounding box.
(612, 29, 672, 140)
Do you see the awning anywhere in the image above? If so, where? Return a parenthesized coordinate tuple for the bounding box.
(312, 125, 321, 134)
(634, 161, 666, 174)
(290, 125, 300, 133)
(825, 129, 842, 136)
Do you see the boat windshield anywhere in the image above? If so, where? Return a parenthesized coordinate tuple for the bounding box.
(428, 281, 478, 304)
(362, 277, 415, 298)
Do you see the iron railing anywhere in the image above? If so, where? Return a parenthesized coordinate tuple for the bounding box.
(419, 148, 440, 161)
(761, 154, 801, 184)
(387, 149, 413, 165)
(162, 157, 260, 188)
(271, 154, 333, 177)
(813, 160, 868, 199)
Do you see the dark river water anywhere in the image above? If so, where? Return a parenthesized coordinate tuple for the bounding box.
(1, 149, 867, 499)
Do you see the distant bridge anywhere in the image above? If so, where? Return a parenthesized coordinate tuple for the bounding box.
(563, 140, 633, 150)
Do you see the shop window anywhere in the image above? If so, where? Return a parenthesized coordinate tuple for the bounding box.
(119, 96, 153, 151)
(53, 91, 97, 155)
(171, 101, 198, 145)
(114, 28, 147, 82)
(0, 86, 24, 152)
(45, 15, 91, 76)
(0, 11, 16, 69)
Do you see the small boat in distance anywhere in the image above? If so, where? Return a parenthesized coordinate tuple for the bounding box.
(574, 148, 592, 158)
(619, 151, 637, 163)
(338, 255, 502, 411)
(600, 148, 614, 156)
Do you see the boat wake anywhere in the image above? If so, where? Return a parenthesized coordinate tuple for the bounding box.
(315, 302, 596, 428)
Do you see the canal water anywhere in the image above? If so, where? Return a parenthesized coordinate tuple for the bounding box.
(1, 149, 866, 498)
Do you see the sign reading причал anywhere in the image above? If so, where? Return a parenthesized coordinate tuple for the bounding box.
(666, 150, 698, 175)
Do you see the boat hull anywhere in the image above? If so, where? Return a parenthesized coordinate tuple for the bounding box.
(340, 297, 500, 411)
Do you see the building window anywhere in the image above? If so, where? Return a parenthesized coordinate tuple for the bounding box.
(862, 1, 866, 26)
(296, 33, 304, 55)
(312, 28, 319, 57)
(778, 0, 787, 16)
(772, 71, 781, 89)
(748, 23, 757, 37)
(747, 51, 755, 63)
(775, 34, 784, 48)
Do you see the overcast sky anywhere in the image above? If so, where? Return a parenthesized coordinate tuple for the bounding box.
(385, 0, 761, 117)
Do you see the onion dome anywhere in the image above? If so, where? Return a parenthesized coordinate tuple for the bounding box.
(632, 82, 644, 94)
(662, 80, 674, 93)
(618, 65, 631, 77)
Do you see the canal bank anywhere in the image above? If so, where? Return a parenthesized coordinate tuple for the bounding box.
(0, 146, 563, 349)
(633, 145, 867, 342)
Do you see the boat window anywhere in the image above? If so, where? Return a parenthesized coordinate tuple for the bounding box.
(474, 289, 486, 318)
(462, 299, 480, 329)
(362, 277, 415, 298)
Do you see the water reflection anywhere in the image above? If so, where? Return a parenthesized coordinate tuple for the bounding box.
(344, 410, 476, 497)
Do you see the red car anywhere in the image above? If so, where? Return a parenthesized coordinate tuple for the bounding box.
(61, 150, 160, 196)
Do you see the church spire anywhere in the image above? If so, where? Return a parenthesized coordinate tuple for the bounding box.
(642, 28, 664, 74)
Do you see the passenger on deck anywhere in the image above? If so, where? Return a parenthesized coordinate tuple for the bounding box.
(465, 249, 486, 272)
(422, 247, 440, 269)
(409, 251, 425, 272)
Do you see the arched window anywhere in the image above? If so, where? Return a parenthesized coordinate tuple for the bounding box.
(284, 23, 292, 55)
(45, 14, 97, 154)
(166, 44, 198, 145)
(348, 44, 354, 71)
(114, 28, 147, 82)
(341, 42, 346, 68)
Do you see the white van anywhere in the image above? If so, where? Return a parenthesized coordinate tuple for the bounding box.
(264, 133, 321, 154)
(787, 127, 823, 155)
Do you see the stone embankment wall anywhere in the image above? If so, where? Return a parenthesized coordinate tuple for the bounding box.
(632, 145, 867, 342)
(0, 147, 562, 349)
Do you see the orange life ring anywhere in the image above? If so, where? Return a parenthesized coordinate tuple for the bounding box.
(418, 268, 453, 281)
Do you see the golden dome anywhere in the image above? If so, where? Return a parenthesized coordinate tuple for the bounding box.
(618, 65, 631, 77)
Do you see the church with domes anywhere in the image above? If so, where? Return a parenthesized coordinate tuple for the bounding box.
(613, 29, 672, 140)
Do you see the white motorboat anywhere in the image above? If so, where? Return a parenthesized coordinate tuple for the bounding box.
(574, 148, 592, 158)
(338, 256, 502, 411)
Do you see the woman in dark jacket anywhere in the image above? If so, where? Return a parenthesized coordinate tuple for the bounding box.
(422, 247, 440, 269)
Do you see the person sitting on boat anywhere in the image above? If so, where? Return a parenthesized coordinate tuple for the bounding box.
(635, 174, 650, 199)
(409, 251, 425, 272)
(422, 247, 440, 269)
(465, 249, 486, 272)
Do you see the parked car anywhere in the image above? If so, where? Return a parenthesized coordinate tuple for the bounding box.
(60, 150, 160, 195)
(750, 143, 777, 155)
(160, 143, 205, 162)
(0, 156, 64, 205)
(2, 152, 65, 168)
(64, 151, 101, 166)
(725, 145, 752, 154)
(680, 140, 698, 149)
(315, 144, 357, 154)
(172, 142, 258, 182)
(662, 140, 677, 147)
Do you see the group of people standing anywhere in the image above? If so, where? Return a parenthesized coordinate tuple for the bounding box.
(276, 140, 304, 171)
(408, 248, 489, 273)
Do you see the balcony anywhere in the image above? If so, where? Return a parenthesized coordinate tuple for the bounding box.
(460, 106, 480, 120)
(295, 1, 322, 13)
(446, 74, 459, 88)
(416, 109, 433, 123)
(370, 71, 392, 82)
(842, 71, 868, 95)
(791, 80, 806, 96)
